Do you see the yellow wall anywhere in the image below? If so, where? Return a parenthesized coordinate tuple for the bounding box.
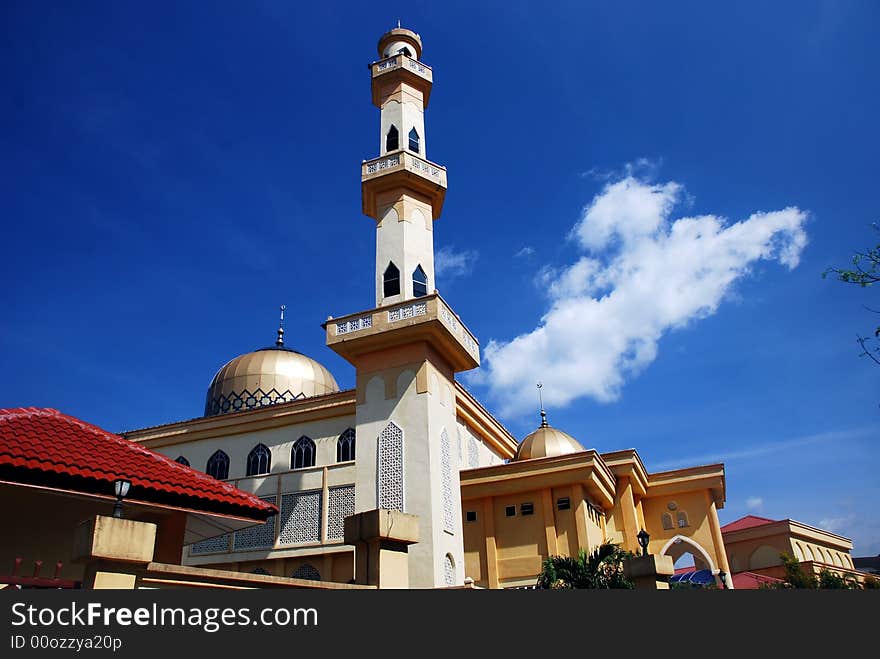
(642, 491, 722, 571)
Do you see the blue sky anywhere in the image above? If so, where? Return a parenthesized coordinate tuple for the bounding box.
(2, 2, 878, 554)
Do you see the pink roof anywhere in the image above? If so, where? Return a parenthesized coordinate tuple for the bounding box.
(721, 515, 777, 533)
(0, 407, 276, 521)
(731, 571, 784, 590)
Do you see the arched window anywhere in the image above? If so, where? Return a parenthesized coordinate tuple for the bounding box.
(661, 513, 673, 530)
(412, 265, 428, 297)
(386, 125, 399, 152)
(383, 262, 400, 297)
(398, 47, 412, 57)
(246, 443, 271, 476)
(408, 127, 420, 153)
(444, 553, 456, 586)
(291, 436, 316, 470)
(206, 450, 229, 480)
(337, 428, 356, 462)
(676, 511, 689, 528)
(291, 564, 321, 581)
(175, 456, 190, 467)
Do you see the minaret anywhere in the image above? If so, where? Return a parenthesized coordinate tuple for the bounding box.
(361, 27, 446, 307)
(325, 27, 478, 588)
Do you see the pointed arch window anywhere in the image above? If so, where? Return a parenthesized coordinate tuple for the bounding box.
(206, 450, 229, 480)
(386, 125, 399, 152)
(408, 127, 420, 153)
(383, 262, 400, 297)
(398, 47, 412, 58)
(337, 428, 356, 462)
(175, 456, 190, 467)
(676, 511, 689, 528)
(412, 264, 428, 297)
(292, 436, 316, 470)
(661, 513, 673, 530)
(246, 443, 272, 476)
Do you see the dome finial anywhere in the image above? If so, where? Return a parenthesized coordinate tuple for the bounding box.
(276, 304, 286, 347)
(537, 382, 548, 427)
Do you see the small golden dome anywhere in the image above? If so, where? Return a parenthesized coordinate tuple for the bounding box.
(205, 347, 339, 417)
(514, 420, 586, 461)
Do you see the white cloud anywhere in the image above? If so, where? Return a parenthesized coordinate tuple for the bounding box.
(818, 514, 856, 535)
(435, 245, 478, 280)
(746, 497, 764, 512)
(475, 174, 809, 417)
(515, 246, 535, 258)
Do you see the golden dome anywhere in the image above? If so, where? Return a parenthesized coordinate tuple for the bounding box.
(514, 414, 586, 461)
(205, 347, 339, 417)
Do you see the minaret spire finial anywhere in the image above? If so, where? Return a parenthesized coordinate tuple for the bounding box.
(397, 19, 401, 28)
(276, 305, 286, 347)
(537, 382, 548, 427)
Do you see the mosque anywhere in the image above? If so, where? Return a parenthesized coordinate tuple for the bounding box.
(120, 26, 735, 589)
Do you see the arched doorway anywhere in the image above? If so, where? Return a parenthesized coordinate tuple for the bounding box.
(661, 535, 729, 589)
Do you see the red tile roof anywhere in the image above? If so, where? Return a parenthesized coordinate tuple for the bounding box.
(731, 571, 784, 590)
(0, 408, 276, 521)
(721, 515, 777, 533)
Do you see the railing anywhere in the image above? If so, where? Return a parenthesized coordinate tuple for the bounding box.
(372, 54, 432, 79)
(362, 152, 446, 186)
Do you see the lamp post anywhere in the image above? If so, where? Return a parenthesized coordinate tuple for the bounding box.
(112, 479, 131, 519)
(636, 529, 650, 557)
(718, 570, 727, 590)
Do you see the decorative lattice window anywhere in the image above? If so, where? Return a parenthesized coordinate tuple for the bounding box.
(251, 567, 270, 575)
(278, 491, 321, 545)
(174, 456, 190, 467)
(337, 428, 356, 462)
(190, 534, 230, 555)
(206, 450, 229, 480)
(292, 564, 321, 581)
(378, 422, 404, 511)
(233, 496, 277, 551)
(291, 436, 316, 470)
(440, 428, 454, 534)
(444, 554, 455, 586)
(246, 443, 271, 476)
(468, 437, 479, 468)
(327, 485, 355, 540)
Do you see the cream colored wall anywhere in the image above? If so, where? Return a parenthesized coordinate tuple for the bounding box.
(380, 97, 427, 158)
(154, 414, 356, 481)
(456, 419, 505, 469)
(374, 200, 435, 307)
(725, 531, 854, 572)
(641, 491, 723, 572)
(353, 358, 464, 588)
(214, 549, 354, 583)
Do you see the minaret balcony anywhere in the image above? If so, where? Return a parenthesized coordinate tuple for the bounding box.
(361, 151, 447, 219)
(324, 293, 479, 373)
(371, 54, 433, 106)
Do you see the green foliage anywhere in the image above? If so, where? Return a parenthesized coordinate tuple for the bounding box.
(862, 575, 880, 590)
(823, 223, 880, 366)
(777, 553, 817, 589)
(771, 553, 867, 590)
(818, 568, 860, 590)
(536, 542, 635, 589)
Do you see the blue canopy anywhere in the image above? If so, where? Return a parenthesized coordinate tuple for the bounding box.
(669, 569, 716, 585)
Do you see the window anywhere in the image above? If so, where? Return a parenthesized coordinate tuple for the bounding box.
(291, 564, 321, 581)
(386, 125, 399, 152)
(337, 428, 356, 462)
(676, 511, 689, 528)
(291, 436, 316, 469)
(174, 456, 190, 467)
(383, 262, 400, 297)
(206, 450, 229, 480)
(661, 513, 674, 530)
(251, 567, 270, 575)
(398, 47, 412, 57)
(412, 265, 428, 297)
(556, 497, 570, 511)
(408, 127, 420, 153)
(504, 505, 516, 517)
(465, 511, 477, 522)
(520, 502, 534, 516)
(246, 443, 271, 476)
